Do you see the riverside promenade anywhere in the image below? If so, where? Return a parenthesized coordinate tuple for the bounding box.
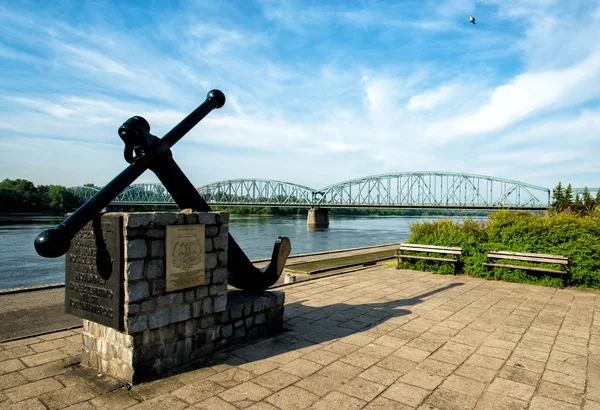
(0, 244, 401, 341)
(0, 265, 599, 409)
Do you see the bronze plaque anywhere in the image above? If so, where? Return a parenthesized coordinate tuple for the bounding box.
(65, 215, 124, 330)
(166, 225, 205, 292)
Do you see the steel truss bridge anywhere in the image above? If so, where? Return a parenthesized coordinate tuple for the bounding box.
(69, 172, 552, 210)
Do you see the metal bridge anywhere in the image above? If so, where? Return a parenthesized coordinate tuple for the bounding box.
(572, 187, 599, 198)
(69, 172, 553, 210)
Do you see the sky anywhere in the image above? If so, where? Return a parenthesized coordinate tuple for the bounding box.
(0, 0, 599, 191)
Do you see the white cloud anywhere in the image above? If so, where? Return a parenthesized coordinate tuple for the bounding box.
(194, 115, 312, 150)
(1, 95, 185, 141)
(59, 44, 135, 79)
(6, 97, 78, 118)
(188, 23, 270, 56)
(325, 142, 358, 153)
(407, 85, 455, 112)
(496, 107, 600, 147)
(425, 51, 600, 141)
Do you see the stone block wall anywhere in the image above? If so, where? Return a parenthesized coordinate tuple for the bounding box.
(81, 211, 284, 384)
(215, 291, 284, 347)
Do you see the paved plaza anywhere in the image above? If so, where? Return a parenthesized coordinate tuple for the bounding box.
(0, 265, 599, 409)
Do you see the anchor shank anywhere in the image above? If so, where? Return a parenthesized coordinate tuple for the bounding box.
(149, 157, 212, 212)
(149, 157, 260, 285)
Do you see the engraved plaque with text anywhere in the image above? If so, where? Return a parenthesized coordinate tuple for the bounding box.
(166, 225, 205, 292)
(65, 215, 124, 330)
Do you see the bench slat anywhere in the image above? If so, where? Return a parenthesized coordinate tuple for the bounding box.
(487, 253, 568, 265)
(398, 255, 459, 263)
(399, 247, 462, 255)
(402, 243, 462, 251)
(483, 263, 567, 275)
(490, 251, 567, 261)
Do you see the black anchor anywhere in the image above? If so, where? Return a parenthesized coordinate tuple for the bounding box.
(35, 90, 291, 291)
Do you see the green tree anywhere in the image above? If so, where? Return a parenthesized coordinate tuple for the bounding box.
(0, 179, 80, 212)
(551, 182, 564, 211)
(0, 186, 18, 211)
(0, 178, 40, 211)
(574, 193, 582, 205)
(582, 187, 592, 204)
(36, 185, 52, 209)
(564, 184, 573, 208)
(47, 185, 80, 211)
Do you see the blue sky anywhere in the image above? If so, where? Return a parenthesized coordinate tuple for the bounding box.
(1, 0, 599, 190)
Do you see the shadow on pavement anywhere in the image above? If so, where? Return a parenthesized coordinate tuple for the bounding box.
(154, 282, 464, 385)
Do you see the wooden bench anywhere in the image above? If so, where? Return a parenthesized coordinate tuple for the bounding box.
(483, 251, 569, 287)
(397, 243, 463, 275)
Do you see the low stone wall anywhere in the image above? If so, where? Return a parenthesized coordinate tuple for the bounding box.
(81, 212, 284, 384)
(220, 291, 284, 344)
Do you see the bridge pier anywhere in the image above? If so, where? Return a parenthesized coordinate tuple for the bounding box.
(307, 206, 329, 228)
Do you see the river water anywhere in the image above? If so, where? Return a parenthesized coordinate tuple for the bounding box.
(0, 214, 459, 290)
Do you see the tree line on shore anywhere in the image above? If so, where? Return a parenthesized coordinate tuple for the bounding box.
(0, 179, 80, 213)
(551, 182, 600, 215)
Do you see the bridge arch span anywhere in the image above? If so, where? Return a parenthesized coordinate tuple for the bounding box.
(68, 186, 100, 202)
(68, 183, 174, 204)
(314, 171, 550, 208)
(117, 183, 174, 204)
(198, 179, 316, 206)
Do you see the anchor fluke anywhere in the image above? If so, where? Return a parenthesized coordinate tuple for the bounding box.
(228, 236, 291, 292)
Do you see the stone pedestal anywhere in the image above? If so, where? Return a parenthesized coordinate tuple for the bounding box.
(307, 206, 329, 228)
(79, 211, 284, 384)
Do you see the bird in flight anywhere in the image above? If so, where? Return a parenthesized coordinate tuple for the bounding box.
(470, 15, 476, 24)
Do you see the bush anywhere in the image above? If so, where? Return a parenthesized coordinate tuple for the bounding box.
(405, 210, 600, 289)
(406, 218, 488, 275)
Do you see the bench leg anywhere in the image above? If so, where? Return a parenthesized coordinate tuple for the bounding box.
(483, 264, 493, 280)
(454, 261, 463, 276)
(560, 272, 568, 289)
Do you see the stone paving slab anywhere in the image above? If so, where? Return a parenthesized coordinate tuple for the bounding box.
(1, 265, 599, 409)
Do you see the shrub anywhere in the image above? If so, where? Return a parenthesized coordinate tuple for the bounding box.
(406, 217, 488, 276)
(405, 211, 600, 289)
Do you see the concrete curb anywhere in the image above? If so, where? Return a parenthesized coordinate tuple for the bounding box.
(0, 282, 65, 295)
(287, 255, 397, 275)
(252, 242, 402, 263)
(0, 324, 82, 343)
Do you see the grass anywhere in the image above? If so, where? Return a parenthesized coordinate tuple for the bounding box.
(286, 250, 396, 274)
